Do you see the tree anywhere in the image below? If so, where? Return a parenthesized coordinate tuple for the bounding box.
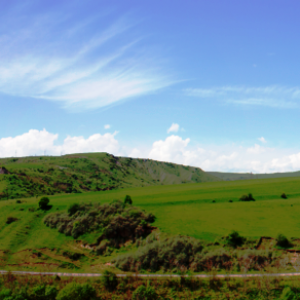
(281, 193, 287, 199)
(226, 230, 246, 248)
(276, 234, 292, 248)
(39, 197, 50, 210)
(124, 195, 132, 205)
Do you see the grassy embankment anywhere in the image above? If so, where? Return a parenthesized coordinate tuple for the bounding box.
(1, 176, 300, 273)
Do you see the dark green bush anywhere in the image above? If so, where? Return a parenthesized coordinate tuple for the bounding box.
(226, 230, 246, 248)
(229, 200, 233, 203)
(276, 234, 292, 248)
(0, 288, 12, 300)
(124, 195, 132, 205)
(239, 194, 255, 201)
(56, 282, 96, 300)
(68, 203, 80, 216)
(6, 217, 18, 224)
(281, 193, 287, 199)
(39, 197, 50, 210)
(102, 270, 118, 291)
(30, 284, 57, 300)
(132, 284, 158, 300)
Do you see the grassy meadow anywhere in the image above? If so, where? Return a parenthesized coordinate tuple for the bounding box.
(1, 176, 300, 252)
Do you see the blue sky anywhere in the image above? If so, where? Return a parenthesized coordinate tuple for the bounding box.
(1, 0, 300, 173)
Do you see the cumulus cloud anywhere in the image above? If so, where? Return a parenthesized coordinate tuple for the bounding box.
(185, 86, 300, 109)
(258, 137, 267, 143)
(147, 135, 300, 173)
(2, 130, 300, 174)
(0, 129, 120, 157)
(167, 123, 179, 133)
(149, 135, 190, 163)
(104, 124, 110, 129)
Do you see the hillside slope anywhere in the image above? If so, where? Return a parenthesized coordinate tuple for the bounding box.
(208, 170, 300, 181)
(0, 152, 219, 200)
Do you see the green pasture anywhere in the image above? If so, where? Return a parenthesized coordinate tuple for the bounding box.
(1, 176, 300, 255)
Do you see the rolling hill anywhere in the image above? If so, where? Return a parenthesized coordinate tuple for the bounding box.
(0, 152, 219, 200)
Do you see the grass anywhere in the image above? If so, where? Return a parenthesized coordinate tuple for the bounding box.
(1, 175, 300, 272)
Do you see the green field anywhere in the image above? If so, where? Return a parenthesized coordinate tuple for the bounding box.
(1, 176, 300, 253)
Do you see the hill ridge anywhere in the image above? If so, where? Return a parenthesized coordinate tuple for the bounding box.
(0, 152, 219, 200)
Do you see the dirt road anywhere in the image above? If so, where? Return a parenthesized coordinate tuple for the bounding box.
(1, 270, 300, 278)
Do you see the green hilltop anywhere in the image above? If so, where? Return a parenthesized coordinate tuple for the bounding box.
(0, 152, 219, 200)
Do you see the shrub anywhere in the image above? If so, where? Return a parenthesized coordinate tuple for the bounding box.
(30, 284, 57, 300)
(44, 200, 156, 250)
(16, 200, 21, 204)
(115, 235, 203, 272)
(6, 217, 18, 224)
(276, 234, 292, 248)
(56, 282, 96, 300)
(281, 193, 287, 199)
(0, 288, 12, 300)
(124, 195, 132, 205)
(226, 230, 246, 248)
(212, 200, 216, 203)
(239, 194, 255, 201)
(102, 270, 118, 291)
(229, 200, 233, 203)
(39, 197, 50, 210)
(68, 203, 80, 216)
(132, 284, 158, 300)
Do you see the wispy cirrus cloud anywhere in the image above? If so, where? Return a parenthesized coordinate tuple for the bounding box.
(184, 86, 300, 108)
(0, 4, 172, 111)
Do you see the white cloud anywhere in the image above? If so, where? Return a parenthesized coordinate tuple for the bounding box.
(246, 144, 266, 154)
(2, 130, 300, 174)
(0, 7, 172, 111)
(258, 137, 267, 143)
(104, 124, 110, 129)
(0, 129, 120, 157)
(167, 123, 179, 133)
(185, 86, 300, 109)
(149, 135, 190, 164)
(147, 135, 300, 173)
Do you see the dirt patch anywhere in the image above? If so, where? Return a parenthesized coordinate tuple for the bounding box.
(79, 243, 94, 251)
(8, 262, 59, 267)
(0, 167, 9, 174)
(256, 237, 276, 250)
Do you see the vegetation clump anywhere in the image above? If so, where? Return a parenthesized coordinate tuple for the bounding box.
(115, 235, 203, 272)
(132, 284, 158, 300)
(225, 230, 246, 248)
(276, 234, 292, 248)
(102, 270, 118, 291)
(56, 282, 96, 300)
(44, 200, 156, 253)
(124, 195, 132, 205)
(6, 216, 18, 224)
(239, 193, 255, 201)
(39, 197, 50, 210)
(281, 193, 287, 199)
